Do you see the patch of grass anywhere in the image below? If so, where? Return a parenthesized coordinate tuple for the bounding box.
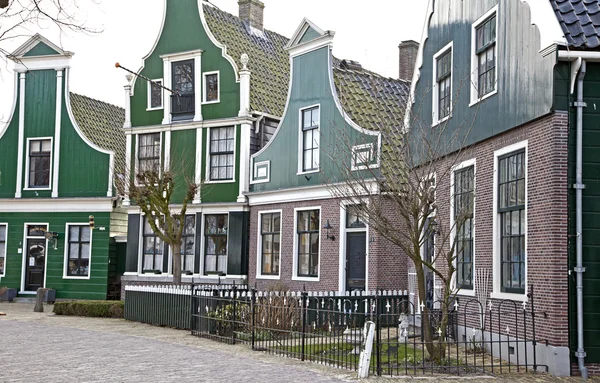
(53, 300, 124, 318)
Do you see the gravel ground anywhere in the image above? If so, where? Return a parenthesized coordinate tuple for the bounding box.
(0, 302, 594, 383)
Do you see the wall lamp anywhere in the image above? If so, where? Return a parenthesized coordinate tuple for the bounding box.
(323, 219, 336, 241)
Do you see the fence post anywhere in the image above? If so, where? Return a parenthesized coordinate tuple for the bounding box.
(251, 288, 256, 350)
(232, 282, 237, 345)
(301, 289, 308, 362)
(529, 285, 537, 372)
(376, 292, 382, 376)
(189, 283, 195, 334)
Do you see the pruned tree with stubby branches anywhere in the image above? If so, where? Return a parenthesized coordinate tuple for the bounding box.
(324, 72, 478, 363)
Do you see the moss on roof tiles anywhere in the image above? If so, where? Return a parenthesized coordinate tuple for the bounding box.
(69, 93, 126, 175)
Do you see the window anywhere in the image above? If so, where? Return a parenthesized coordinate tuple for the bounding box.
(66, 225, 91, 277)
(436, 50, 452, 120)
(181, 215, 195, 273)
(171, 59, 195, 119)
(454, 166, 474, 290)
(142, 217, 164, 273)
(346, 205, 366, 228)
(301, 107, 320, 172)
(297, 209, 319, 278)
(351, 143, 376, 170)
(203, 72, 219, 103)
(498, 150, 525, 294)
(209, 127, 235, 181)
(28, 139, 51, 188)
(475, 14, 496, 97)
(204, 214, 228, 275)
(148, 79, 163, 110)
(0, 225, 6, 276)
(138, 133, 161, 174)
(260, 212, 281, 276)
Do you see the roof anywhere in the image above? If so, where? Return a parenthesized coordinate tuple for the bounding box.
(203, 4, 290, 117)
(552, 0, 600, 48)
(332, 58, 410, 131)
(69, 93, 126, 174)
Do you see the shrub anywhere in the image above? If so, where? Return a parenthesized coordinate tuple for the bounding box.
(53, 300, 124, 318)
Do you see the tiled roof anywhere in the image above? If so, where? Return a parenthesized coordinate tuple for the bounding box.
(552, 0, 600, 48)
(70, 93, 126, 174)
(332, 58, 410, 131)
(203, 4, 290, 117)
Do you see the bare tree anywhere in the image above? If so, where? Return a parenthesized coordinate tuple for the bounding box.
(325, 74, 478, 362)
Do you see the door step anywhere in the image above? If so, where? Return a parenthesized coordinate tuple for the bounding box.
(12, 297, 36, 303)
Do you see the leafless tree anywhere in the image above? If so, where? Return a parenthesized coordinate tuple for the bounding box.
(325, 74, 478, 362)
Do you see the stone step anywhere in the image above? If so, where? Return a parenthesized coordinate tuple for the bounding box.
(12, 297, 36, 304)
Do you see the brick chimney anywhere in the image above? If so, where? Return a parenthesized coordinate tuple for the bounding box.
(238, 0, 265, 31)
(398, 40, 419, 81)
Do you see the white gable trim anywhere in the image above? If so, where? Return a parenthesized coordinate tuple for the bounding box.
(9, 33, 70, 58)
(285, 18, 326, 49)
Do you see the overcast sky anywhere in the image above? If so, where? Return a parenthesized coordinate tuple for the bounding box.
(0, 0, 430, 120)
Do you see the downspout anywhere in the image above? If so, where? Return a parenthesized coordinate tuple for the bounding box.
(574, 59, 588, 380)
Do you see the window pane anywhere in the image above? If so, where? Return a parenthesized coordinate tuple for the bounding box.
(205, 73, 219, 102)
(311, 108, 320, 126)
(69, 226, 79, 241)
(150, 81, 162, 108)
(80, 227, 90, 242)
(81, 243, 90, 259)
(69, 244, 79, 260)
(205, 255, 216, 272)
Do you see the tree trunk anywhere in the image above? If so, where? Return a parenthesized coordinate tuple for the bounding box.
(415, 263, 445, 362)
(34, 288, 47, 313)
(171, 242, 182, 285)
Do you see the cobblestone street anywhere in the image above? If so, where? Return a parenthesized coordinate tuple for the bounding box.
(0, 303, 595, 383)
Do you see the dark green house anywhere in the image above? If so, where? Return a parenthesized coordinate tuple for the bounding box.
(0, 34, 126, 300)
(121, 0, 288, 288)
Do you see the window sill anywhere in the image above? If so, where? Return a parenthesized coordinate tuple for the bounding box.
(292, 276, 319, 282)
(146, 107, 164, 112)
(297, 169, 320, 176)
(455, 289, 476, 297)
(23, 187, 51, 191)
(205, 179, 236, 184)
(431, 115, 451, 128)
(469, 89, 497, 107)
(489, 291, 528, 302)
(202, 100, 220, 105)
(62, 275, 90, 280)
(256, 274, 280, 280)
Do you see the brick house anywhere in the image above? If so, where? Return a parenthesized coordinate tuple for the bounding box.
(408, 0, 600, 376)
(246, 19, 411, 292)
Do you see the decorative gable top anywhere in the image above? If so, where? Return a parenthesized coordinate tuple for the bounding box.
(285, 18, 328, 49)
(8, 33, 73, 60)
(552, 0, 600, 48)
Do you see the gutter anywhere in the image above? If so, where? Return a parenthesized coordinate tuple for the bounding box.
(559, 50, 589, 380)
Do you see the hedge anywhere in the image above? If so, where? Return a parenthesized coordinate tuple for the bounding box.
(53, 300, 124, 318)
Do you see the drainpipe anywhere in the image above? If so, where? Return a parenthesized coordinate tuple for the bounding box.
(574, 59, 588, 380)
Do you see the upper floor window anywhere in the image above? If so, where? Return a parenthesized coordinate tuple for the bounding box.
(498, 150, 525, 294)
(209, 127, 235, 181)
(0, 224, 6, 276)
(142, 216, 165, 273)
(171, 59, 195, 120)
(138, 133, 161, 174)
(203, 72, 219, 103)
(296, 209, 320, 278)
(148, 79, 163, 110)
(432, 42, 452, 125)
(471, 7, 497, 103)
(66, 225, 91, 277)
(28, 139, 52, 189)
(453, 165, 474, 290)
(301, 106, 320, 172)
(204, 214, 228, 275)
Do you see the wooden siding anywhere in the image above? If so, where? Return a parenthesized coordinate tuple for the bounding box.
(0, 76, 20, 198)
(410, 0, 555, 154)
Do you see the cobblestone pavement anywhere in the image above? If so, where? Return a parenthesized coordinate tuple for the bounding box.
(0, 303, 596, 383)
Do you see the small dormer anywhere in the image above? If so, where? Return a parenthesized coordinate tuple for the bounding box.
(8, 33, 73, 71)
(285, 18, 335, 57)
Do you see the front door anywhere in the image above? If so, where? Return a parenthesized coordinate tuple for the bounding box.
(24, 225, 47, 291)
(346, 232, 366, 292)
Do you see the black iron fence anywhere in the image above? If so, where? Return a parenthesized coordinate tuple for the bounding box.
(125, 284, 547, 377)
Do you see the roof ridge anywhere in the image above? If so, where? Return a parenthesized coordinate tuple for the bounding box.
(334, 60, 410, 84)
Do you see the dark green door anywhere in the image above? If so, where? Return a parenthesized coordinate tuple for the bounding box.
(25, 236, 46, 291)
(346, 232, 366, 291)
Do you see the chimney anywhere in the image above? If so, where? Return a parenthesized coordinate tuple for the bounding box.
(398, 40, 419, 81)
(238, 0, 265, 31)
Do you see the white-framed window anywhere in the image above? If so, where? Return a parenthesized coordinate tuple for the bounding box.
(207, 126, 235, 182)
(180, 215, 195, 274)
(293, 207, 320, 280)
(202, 71, 220, 104)
(450, 159, 476, 293)
(257, 211, 281, 278)
(351, 143, 375, 170)
(64, 224, 92, 278)
(251, 160, 270, 184)
(147, 78, 164, 110)
(299, 105, 320, 173)
(204, 214, 228, 275)
(432, 42, 453, 125)
(141, 216, 166, 274)
(470, 6, 498, 104)
(492, 141, 527, 301)
(25, 137, 52, 190)
(0, 224, 7, 277)
(159, 50, 202, 124)
(137, 133, 161, 175)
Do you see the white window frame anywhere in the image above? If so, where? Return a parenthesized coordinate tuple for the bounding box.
(200, 212, 230, 277)
(470, 5, 499, 106)
(202, 71, 220, 104)
(297, 104, 321, 175)
(205, 126, 237, 184)
(251, 160, 271, 184)
(160, 49, 203, 124)
(256, 209, 283, 280)
(62, 223, 93, 280)
(137, 214, 169, 276)
(449, 159, 476, 297)
(0, 223, 7, 277)
(292, 206, 321, 281)
(24, 137, 53, 191)
(146, 78, 164, 111)
(351, 143, 378, 171)
(491, 140, 528, 302)
(135, 132, 162, 184)
(20, 223, 49, 293)
(432, 42, 453, 126)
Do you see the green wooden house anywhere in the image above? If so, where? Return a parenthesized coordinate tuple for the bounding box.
(121, 0, 288, 287)
(0, 34, 126, 300)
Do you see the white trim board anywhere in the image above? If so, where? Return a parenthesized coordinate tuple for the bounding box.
(0, 198, 113, 212)
(0, 223, 8, 278)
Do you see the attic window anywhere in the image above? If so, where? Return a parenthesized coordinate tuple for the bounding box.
(203, 72, 220, 103)
(341, 60, 362, 71)
(148, 79, 163, 110)
(470, 6, 498, 104)
(27, 138, 52, 189)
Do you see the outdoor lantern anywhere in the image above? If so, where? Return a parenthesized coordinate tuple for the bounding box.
(89, 215, 95, 230)
(323, 219, 335, 241)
